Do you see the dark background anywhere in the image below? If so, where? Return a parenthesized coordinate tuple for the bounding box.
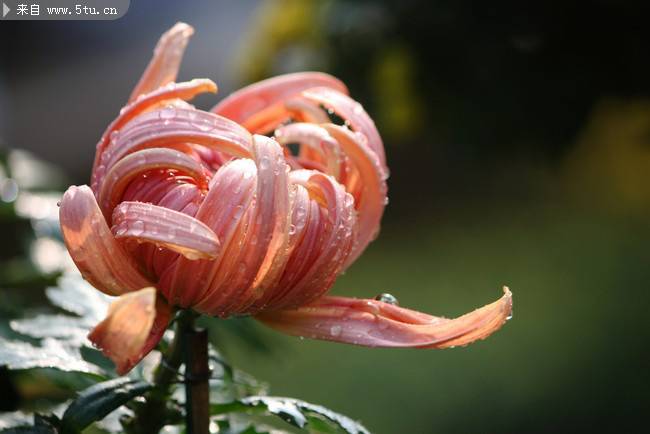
(2, 1, 650, 433)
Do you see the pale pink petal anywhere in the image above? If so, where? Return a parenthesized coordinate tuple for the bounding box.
(274, 123, 341, 178)
(98, 108, 252, 182)
(257, 288, 513, 348)
(88, 288, 172, 375)
(162, 158, 258, 310)
(112, 201, 220, 260)
(98, 148, 209, 218)
(218, 135, 292, 314)
(212, 72, 347, 133)
(129, 22, 195, 102)
(92, 79, 217, 192)
(266, 170, 356, 309)
(323, 124, 387, 267)
(284, 96, 330, 124)
(59, 185, 153, 296)
(302, 86, 387, 174)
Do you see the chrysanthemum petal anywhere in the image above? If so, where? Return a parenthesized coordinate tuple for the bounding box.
(59, 185, 153, 296)
(267, 170, 356, 309)
(98, 148, 209, 218)
(257, 288, 512, 348)
(212, 72, 348, 126)
(112, 201, 220, 260)
(275, 123, 341, 178)
(162, 158, 258, 310)
(100, 108, 252, 173)
(88, 287, 172, 374)
(129, 22, 195, 102)
(322, 124, 387, 266)
(92, 79, 217, 192)
(302, 87, 387, 173)
(218, 135, 292, 314)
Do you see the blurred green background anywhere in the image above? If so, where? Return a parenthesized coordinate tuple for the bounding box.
(2, 0, 650, 433)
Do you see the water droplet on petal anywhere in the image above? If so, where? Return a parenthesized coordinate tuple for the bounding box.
(131, 220, 145, 236)
(159, 106, 176, 121)
(330, 325, 342, 337)
(374, 293, 398, 306)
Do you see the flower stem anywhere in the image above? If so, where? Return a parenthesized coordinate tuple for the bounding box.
(128, 309, 204, 434)
(184, 325, 210, 434)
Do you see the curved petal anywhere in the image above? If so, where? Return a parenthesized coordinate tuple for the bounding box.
(129, 22, 194, 102)
(266, 170, 356, 310)
(274, 123, 342, 178)
(322, 124, 387, 267)
(88, 287, 172, 375)
(162, 158, 258, 310)
(92, 79, 217, 192)
(98, 148, 209, 218)
(215, 135, 292, 315)
(257, 288, 512, 348)
(59, 185, 153, 296)
(212, 72, 348, 125)
(98, 108, 252, 180)
(112, 202, 220, 260)
(302, 87, 387, 174)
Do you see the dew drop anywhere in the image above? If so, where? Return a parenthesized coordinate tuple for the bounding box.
(114, 224, 128, 237)
(374, 293, 398, 306)
(330, 325, 342, 337)
(159, 106, 176, 120)
(131, 220, 145, 236)
(184, 251, 201, 260)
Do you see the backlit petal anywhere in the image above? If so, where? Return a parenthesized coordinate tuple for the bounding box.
(162, 158, 258, 309)
(129, 22, 194, 102)
(212, 72, 348, 125)
(302, 86, 387, 173)
(59, 185, 153, 296)
(92, 79, 217, 193)
(88, 287, 172, 375)
(98, 148, 209, 218)
(323, 124, 387, 267)
(112, 201, 220, 260)
(99, 108, 252, 177)
(257, 288, 512, 348)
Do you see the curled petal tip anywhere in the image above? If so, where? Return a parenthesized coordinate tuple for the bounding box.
(257, 289, 513, 349)
(59, 185, 153, 296)
(112, 201, 220, 260)
(88, 287, 171, 375)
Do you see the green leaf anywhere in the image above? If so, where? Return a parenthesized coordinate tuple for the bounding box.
(0, 337, 103, 375)
(4, 274, 113, 377)
(45, 275, 110, 321)
(211, 396, 370, 434)
(60, 377, 153, 434)
(0, 413, 59, 434)
(0, 425, 57, 434)
(10, 315, 90, 345)
(0, 411, 32, 431)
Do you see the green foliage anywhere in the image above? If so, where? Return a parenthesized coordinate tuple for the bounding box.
(60, 378, 152, 434)
(211, 397, 369, 434)
(1, 275, 371, 433)
(0, 275, 111, 377)
(0, 337, 102, 376)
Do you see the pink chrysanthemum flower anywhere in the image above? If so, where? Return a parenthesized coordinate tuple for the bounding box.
(59, 23, 512, 374)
